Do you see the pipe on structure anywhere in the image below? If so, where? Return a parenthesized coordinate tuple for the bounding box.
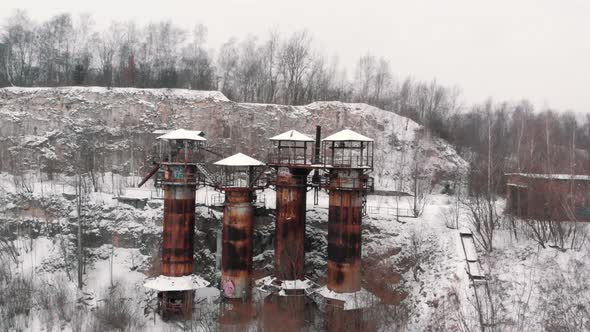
(160, 163, 198, 319)
(221, 189, 254, 299)
(313, 125, 322, 164)
(312, 126, 322, 205)
(327, 169, 364, 293)
(274, 167, 310, 281)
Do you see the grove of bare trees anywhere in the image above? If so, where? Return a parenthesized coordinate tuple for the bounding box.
(0, 11, 457, 117)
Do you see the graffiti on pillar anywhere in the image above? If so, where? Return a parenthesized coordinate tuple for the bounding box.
(172, 166, 184, 179)
(223, 279, 235, 297)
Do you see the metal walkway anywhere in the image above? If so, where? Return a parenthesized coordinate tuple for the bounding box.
(196, 162, 219, 187)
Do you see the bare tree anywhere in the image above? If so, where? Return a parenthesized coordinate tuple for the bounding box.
(407, 230, 426, 281)
(76, 170, 83, 289)
(410, 134, 430, 217)
(373, 57, 393, 107)
(72, 148, 91, 289)
(461, 193, 499, 253)
(540, 267, 590, 331)
(441, 192, 461, 230)
(262, 29, 280, 103)
(217, 37, 239, 98)
(36, 13, 76, 86)
(0, 276, 33, 331)
(1, 10, 37, 86)
(179, 23, 214, 90)
(235, 36, 264, 102)
(91, 283, 144, 331)
(96, 22, 119, 87)
(278, 30, 313, 105)
(354, 54, 376, 103)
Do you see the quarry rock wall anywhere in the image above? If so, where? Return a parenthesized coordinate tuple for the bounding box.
(0, 87, 467, 190)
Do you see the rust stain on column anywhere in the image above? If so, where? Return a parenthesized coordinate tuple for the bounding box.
(221, 189, 254, 299)
(160, 163, 197, 319)
(219, 298, 255, 330)
(263, 291, 306, 331)
(162, 164, 197, 276)
(162, 186, 196, 276)
(327, 169, 363, 293)
(274, 167, 310, 281)
(325, 300, 368, 332)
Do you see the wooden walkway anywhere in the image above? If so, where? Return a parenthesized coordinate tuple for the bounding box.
(459, 229, 495, 331)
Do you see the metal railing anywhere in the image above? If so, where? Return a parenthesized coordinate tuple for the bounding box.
(211, 193, 225, 207)
(365, 205, 416, 218)
(252, 193, 266, 208)
(321, 176, 373, 191)
(367, 177, 375, 192)
(323, 154, 373, 169)
(209, 192, 266, 208)
(154, 169, 165, 188)
(267, 152, 312, 166)
(217, 173, 270, 189)
(153, 142, 225, 163)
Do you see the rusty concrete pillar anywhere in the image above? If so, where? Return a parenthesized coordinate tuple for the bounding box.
(327, 169, 364, 293)
(325, 301, 365, 332)
(274, 167, 310, 281)
(220, 188, 256, 330)
(162, 186, 196, 276)
(219, 298, 255, 330)
(221, 189, 254, 299)
(263, 290, 306, 331)
(161, 163, 197, 319)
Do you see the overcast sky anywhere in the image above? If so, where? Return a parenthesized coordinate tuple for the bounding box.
(2, 0, 589, 113)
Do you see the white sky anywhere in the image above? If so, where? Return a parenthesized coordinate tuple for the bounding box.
(1, 0, 589, 113)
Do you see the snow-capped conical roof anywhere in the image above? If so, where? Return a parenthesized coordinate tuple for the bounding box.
(270, 130, 315, 142)
(157, 128, 206, 141)
(152, 129, 173, 135)
(214, 153, 265, 167)
(322, 129, 373, 142)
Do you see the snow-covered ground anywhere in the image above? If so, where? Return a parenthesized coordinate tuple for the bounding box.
(1, 86, 230, 102)
(1, 174, 589, 331)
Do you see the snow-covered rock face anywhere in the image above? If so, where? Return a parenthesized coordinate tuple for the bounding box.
(0, 87, 467, 190)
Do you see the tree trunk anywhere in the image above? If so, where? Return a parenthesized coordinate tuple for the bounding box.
(77, 173, 83, 290)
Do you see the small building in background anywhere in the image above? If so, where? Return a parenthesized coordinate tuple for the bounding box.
(505, 173, 590, 221)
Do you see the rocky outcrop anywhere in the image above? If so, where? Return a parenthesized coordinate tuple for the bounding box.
(0, 87, 467, 190)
